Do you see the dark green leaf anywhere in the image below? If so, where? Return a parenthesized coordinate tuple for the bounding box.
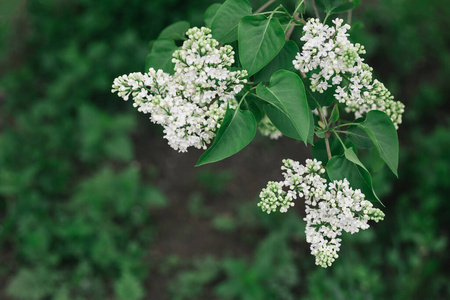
(262, 104, 299, 139)
(368, 147, 386, 173)
(243, 93, 264, 123)
(295, 0, 307, 14)
(254, 40, 299, 83)
(196, 106, 257, 166)
(256, 70, 310, 143)
(352, 110, 399, 177)
(204, 3, 222, 28)
(145, 39, 178, 74)
(278, 16, 292, 32)
(211, 0, 252, 43)
(344, 146, 368, 171)
(327, 149, 381, 204)
(346, 122, 374, 149)
(238, 15, 285, 76)
(158, 21, 190, 40)
(331, 2, 355, 13)
(303, 77, 336, 109)
(316, 0, 355, 14)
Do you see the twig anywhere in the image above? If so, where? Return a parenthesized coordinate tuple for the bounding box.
(324, 132, 332, 160)
(347, 0, 353, 23)
(347, 10, 352, 23)
(285, 13, 300, 40)
(317, 107, 332, 160)
(255, 0, 277, 14)
(310, 0, 320, 19)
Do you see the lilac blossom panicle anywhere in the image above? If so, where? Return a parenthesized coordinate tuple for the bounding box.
(293, 18, 405, 128)
(112, 27, 248, 152)
(258, 158, 384, 267)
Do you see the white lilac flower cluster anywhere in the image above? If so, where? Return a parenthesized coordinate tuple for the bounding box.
(258, 158, 385, 267)
(258, 116, 282, 140)
(111, 27, 248, 152)
(293, 18, 405, 128)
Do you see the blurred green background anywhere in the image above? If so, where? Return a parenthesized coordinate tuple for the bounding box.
(0, 0, 449, 299)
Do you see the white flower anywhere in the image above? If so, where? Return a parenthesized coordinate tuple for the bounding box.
(293, 18, 405, 128)
(258, 158, 385, 268)
(112, 27, 248, 152)
(257, 115, 282, 140)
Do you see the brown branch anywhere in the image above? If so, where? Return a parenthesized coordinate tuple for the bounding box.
(317, 108, 332, 160)
(285, 13, 300, 40)
(255, 0, 277, 14)
(347, 0, 353, 23)
(310, 0, 320, 19)
(324, 132, 332, 160)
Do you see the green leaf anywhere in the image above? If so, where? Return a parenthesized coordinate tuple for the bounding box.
(328, 105, 339, 123)
(331, 2, 355, 13)
(346, 121, 374, 149)
(294, 0, 307, 14)
(145, 39, 177, 74)
(315, 130, 325, 139)
(158, 21, 190, 40)
(242, 93, 264, 123)
(254, 40, 299, 83)
(351, 110, 399, 177)
(344, 146, 368, 171)
(262, 104, 299, 139)
(303, 78, 336, 109)
(238, 14, 285, 76)
(211, 0, 252, 43)
(327, 148, 382, 204)
(256, 70, 310, 143)
(316, 0, 356, 15)
(196, 106, 257, 166)
(278, 16, 293, 32)
(368, 147, 386, 172)
(204, 3, 222, 27)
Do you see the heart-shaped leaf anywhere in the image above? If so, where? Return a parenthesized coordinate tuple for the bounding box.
(316, 0, 356, 15)
(158, 21, 190, 41)
(204, 3, 222, 27)
(346, 120, 374, 149)
(254, 40, 299, 83)
(196, 105, 257, 166)
(145, 39, 178, 74)
(256, 70, 310, 143)
(327, 147, 382, 204)
(211, 0, 252, 43)
(302, 77, 336, 109)
(242, 93, 264, 123)
(238, 14, 285, 76)
(350, 110, 399, 177)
